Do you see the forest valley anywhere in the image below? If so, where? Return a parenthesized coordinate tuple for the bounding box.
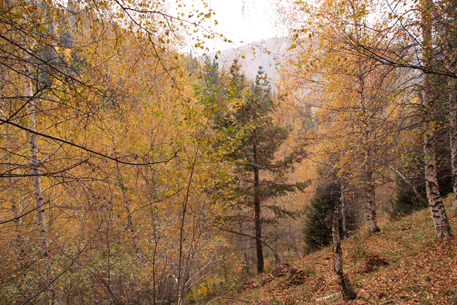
(0, 0, 456, 304)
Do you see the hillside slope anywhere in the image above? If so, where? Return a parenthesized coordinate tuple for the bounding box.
(208, 37, 290, 82)
(197, 196, 457, 304)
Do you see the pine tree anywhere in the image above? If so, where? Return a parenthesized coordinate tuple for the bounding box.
(214, 60, 307, 273)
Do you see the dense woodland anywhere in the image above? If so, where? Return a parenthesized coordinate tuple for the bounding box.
(0, 0, 456, 304)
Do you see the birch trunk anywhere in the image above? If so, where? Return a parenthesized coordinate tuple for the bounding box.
(341, 186, 348, 239)
(332, 207, 357, 301)
(422, 0, 452, 238)
(364, 169, 380, 233)
(24, 61, 50, 257)
(435, 10, 457, 210)
(356, 56, 380, 234)
(448, 78, 457, 209)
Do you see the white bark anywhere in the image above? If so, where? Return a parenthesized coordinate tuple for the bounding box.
(435, 5, 457, 210)
(448, 77, 457, 209)
(421, 0, 452, 238)
(422, 90, 452, 238)
(24, 61, 50, 257)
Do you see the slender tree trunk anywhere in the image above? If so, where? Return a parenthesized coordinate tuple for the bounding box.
(253, 128, 264, 273)
(120, 181, 139, 253)
(115, 160, 139, 253)
(24, 49, 58, 305)
(448, 78, 457, 209)
(176, 157, 197, 305)
(422, 93, 452, 238)
(364, 169, 380, 233)
(341, 186, 348, 239)
(422, 0, 452, 238)
(332, 207, 357, 301)
(24, 61, 50, 257)
(254, 168, 264, 273)
(147, 171, 159, 305)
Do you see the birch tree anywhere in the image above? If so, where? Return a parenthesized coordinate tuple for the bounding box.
(421, 0, 452, 238)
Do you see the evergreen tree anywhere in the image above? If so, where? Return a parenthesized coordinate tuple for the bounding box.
(389, 180, 426, 221)
(214, 60, 307, 273)
(302, 183, 357, 254)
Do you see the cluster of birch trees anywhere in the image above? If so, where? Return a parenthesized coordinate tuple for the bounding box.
(277, 0, 456, 299)
(0, 0, 244, 303)
(279, 0, 455, 238)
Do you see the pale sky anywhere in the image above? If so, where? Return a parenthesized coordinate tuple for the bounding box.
(179, 0, 283, 53)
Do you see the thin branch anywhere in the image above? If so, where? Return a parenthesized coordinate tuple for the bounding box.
(0, 158, 89, 178)
(0, 117, 180, 166)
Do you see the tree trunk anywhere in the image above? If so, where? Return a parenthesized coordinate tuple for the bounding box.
(253, 128, 264, 273)
(422, 0, 453, 238)
(341, 186, 348, 239)
(435, 9, 457, 210)
(148, 171, 159, 305)
(24, 61, 49, 257)
(448, 78, 457, 209)
(332, 207, 357, 301)
(364, 170, 380, 233)
(356, 55, 380, 234)
(115, 160, 139, 253)
(254, 169, 264, 273)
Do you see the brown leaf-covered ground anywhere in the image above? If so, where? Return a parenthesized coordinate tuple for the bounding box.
(204, 198, 457, 304)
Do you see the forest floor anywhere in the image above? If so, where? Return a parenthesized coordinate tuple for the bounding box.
(198, 196, 457, 304)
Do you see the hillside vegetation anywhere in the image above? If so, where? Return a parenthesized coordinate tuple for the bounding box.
(1, 0, 456, 303)
(197, 196, 457, 305)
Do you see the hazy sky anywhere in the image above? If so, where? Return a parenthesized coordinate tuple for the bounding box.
(203, 0, 281, 51)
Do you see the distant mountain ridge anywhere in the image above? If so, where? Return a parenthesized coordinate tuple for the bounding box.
(208, 37, 290, 83)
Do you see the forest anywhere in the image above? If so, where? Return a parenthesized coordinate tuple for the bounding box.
(0, 0, 456, 304)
